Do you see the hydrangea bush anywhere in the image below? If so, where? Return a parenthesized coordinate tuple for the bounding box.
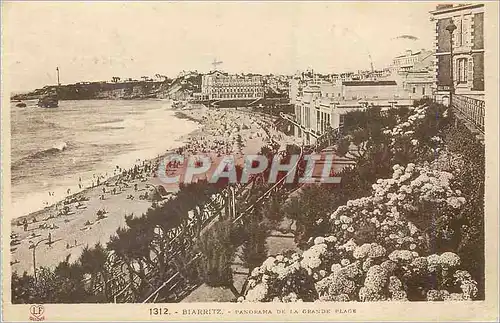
(240, 163, 477, 302)
(383, 104, 449, 165)
(330, 163, 465, 253)
(240, 241, 477, 302)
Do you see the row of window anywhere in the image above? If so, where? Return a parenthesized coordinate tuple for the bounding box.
(208, 78, 262, 84)
(316, 111, 331, 133)
(394, 57, 417, 66)
(211, 94, 261, 99)
(320, 92, 342, 98)
(209, 87, 263, 93)
(210, 81, 263, 84)
(212, 91, 263, 95)
(412, 87, 427, 95)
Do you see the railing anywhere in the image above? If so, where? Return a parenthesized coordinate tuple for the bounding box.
(232, 145, 304, 223)
(315, 126, 344, 151)
(452, 94, 485, 134)
(127, 113, 343, 302)
(98, 112, 329, 303)
(139, 145, 304, 303)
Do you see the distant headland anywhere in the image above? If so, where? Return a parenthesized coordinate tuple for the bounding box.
(10, 73, 202, 101)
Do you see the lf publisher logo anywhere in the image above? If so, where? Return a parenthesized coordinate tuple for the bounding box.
(29, 304, 45, 321)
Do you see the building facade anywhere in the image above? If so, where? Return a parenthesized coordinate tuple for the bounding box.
(394, 49, 435, 100)
(293, 80, 413, 144)
(430, 3, 484, 101)
(201, 71, 264, 101)
(391, 49, 433, 74)
(430, 3, 484, 133)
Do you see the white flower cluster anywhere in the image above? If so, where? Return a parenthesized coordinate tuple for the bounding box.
(382, 105, 428, 146)
(431, 136, 443, 143)
(427, 252, 461, 272)
(454, 270, 478, 300)
(330, 163, 466, 253)
(242, 157, 474, 302)
(301, 243, 328, 271)
(242, 234, 477, 302)
(244, 283, 268, 302)
(388, 250, 417, 263)
(352, 243, 386, 259)
(240, 252, 308, 303)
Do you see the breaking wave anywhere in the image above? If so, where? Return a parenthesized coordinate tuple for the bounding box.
(13, 142, 69, 168)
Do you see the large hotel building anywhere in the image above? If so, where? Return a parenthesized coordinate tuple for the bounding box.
(200, 71, 264, 101)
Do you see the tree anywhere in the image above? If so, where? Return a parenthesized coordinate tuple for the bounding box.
(196, 219, 239, 297)
(11, 272, 35, 304)
(241, 207, 269, 271)
(79, 243, 110, 301)
(283, 185, 333, 247)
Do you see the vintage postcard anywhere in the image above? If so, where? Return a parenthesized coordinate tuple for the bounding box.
(2, 1, 499, 322)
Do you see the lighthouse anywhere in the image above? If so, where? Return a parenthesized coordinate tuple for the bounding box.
(56, 67, 60, 86)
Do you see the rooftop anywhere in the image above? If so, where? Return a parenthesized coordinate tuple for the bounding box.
(342, 80, 397, 87)
(430, 3, 484, 15)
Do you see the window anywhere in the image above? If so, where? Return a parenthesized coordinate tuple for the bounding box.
(422, 87, 425, 95)
(339, 115, 345, 127)
(457, 58, 468, 84)
(412, 87, 416, 94)
(453, 16, 466, 47)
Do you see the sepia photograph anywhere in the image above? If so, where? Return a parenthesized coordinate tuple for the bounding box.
(1, 1, 498, 321)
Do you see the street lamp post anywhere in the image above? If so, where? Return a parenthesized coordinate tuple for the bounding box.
(446, 19, 457, 107)
(29, 238, 49, 285)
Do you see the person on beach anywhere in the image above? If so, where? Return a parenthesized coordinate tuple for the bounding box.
(23, 219, 28, 232)
(48, 232, 52, 246)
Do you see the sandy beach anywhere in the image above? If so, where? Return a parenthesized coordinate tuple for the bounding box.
(10, 104, 299, 274)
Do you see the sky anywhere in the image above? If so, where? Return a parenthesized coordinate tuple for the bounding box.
(3, 1, 436, 92)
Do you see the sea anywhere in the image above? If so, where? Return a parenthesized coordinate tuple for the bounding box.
(10, 99, 200, 219)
